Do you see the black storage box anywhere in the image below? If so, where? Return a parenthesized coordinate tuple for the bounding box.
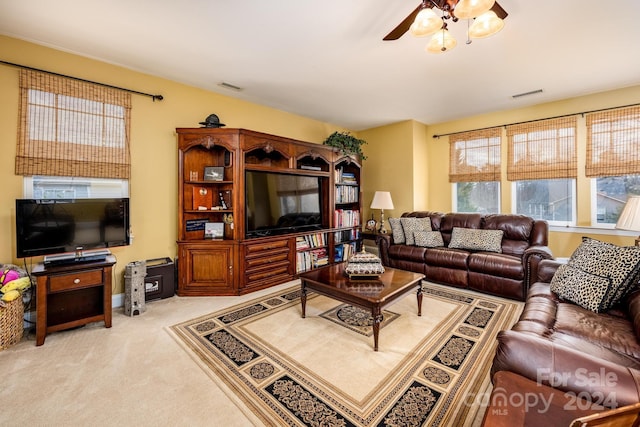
(144, 257, 175, 301)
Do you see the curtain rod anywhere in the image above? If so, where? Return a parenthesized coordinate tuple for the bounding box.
(432, 101, 640, 139)
(0, 60, 164, 101)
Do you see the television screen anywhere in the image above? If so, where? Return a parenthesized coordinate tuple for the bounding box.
(16, 198, 130, 258)
(245, 171, 322, 238)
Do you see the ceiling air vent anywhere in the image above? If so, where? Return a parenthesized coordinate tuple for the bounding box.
(512, 89, 543, 99)
(218, 82, 243, 91)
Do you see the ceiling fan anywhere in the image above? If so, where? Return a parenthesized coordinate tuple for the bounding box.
(383, 0, 508, 46)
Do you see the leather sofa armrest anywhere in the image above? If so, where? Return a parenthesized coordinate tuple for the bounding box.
(491, 330, 640, 408)
(522, 245, 554, 290)
(377, 234, 392, 266)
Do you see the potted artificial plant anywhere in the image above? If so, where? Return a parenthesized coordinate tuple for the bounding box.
(322, 131, 367, 160)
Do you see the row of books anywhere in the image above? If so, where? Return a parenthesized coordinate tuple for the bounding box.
(336, 167, 358, 185)
(335, 185, 359, 204)
(334, 209, 360, 228)
(296, 248, 330, 273)
(334, 228, 360, 244)
(295, 232, 328, 251)
(334, 242, 358, 263)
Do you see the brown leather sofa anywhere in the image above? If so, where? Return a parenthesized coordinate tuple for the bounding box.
(491, 259, 640, 409)
(377, 212, 552, 301)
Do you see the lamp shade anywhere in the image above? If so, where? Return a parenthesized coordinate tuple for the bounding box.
(454, 0, 495, 19)
(410, 8, 442, 37)
(616, 196, 640, 231)
(468, 10, 504, 39)
(426, 29, 457, 53)
(370, 191, 394, 210)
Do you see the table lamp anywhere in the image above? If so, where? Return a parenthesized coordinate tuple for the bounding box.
(616, 196, 640, 246)
(370, 191, 394, 234)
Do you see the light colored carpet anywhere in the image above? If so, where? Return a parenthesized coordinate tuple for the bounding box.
(169, 281, 523, 426)
(0, 281, 305, 427)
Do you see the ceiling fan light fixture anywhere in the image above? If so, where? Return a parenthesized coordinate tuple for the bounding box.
(410, 8, 443, 37)
(454, 0, 495, 20)
(468, 10, 504, 39)
(426, 29, 457, 53)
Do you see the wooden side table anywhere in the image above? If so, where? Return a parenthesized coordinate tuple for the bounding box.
(33, 255, 116, 346)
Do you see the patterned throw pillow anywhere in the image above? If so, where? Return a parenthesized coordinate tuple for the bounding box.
(388, 218, 405, 244)
(414, 231, 444, 248)
(399, 217, 432, 246)
(550, 264, 611, 313)
(550, 237, 640, 312)
(448, 227, 503, 253)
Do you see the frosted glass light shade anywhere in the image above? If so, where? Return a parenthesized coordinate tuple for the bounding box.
(426, 29, 457, 53)
(370, 191, 394, 210)
(410, 8, 442, 37)
(616, 196, 640, 231)
(468, 10, 504, 39)
(454, 0, 495, 20)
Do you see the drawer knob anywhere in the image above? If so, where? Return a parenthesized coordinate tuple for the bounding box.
(74, 278, 81, 284)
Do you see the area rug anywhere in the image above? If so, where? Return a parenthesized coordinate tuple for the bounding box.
(168, 281, 522, 426)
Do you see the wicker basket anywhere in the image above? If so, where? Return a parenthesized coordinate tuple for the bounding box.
(0, 297, 24, 350)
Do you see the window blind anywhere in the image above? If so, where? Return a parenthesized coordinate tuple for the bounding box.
(16, 70, 131, 179)
(449, 128, 501, 183)
(586, 106, 640, 177)
(506, 116, 577, 181)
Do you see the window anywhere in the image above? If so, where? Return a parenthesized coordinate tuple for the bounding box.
(507, 117, 577, 224)
(454, 181, 500, 213)
(592, 175, 640, 226)
(449, 128, 501, 213)
(586, 106, 640, 226)
(24, 176, 129, 199)
(513, 179, 575, 223)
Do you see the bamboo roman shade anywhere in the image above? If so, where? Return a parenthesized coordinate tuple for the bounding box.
(506, 116, 577, 181)
(586, 106, 640, 177)
(449, 128, 501, 183)
(16, 70, 131, 179)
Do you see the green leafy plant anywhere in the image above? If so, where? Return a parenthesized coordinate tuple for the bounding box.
(322, 131, 367, 160)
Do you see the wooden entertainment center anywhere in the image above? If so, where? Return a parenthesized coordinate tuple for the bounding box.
(176, 128, 362, 296)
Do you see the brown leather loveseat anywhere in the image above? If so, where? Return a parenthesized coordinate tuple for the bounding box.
(491, 258, 640, 409)
(377, 211, 552, 301)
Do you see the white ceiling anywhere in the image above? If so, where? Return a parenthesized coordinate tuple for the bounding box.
(1, 0, 640, 131)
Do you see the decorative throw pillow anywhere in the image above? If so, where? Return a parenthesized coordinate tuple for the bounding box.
(448, 227, 503, 253)
(399, 217, 432, 246)
(388, 218, 405, 244)
(550, 264, 611, 313)
(414, 231, 444, 248)
(550, 237, 640, 312)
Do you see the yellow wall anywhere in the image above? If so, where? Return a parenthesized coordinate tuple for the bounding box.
(0, 36, 348, 294)
(359, 121, 417, 226)
(362, 87, 640, 257)
(3, 35, 640, 286)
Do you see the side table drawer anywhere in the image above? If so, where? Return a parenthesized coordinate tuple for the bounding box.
(49, 269, 104, 292)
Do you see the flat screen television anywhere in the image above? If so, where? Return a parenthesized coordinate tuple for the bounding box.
(15, 198, 130, 260)
(245, 171, 323, 238)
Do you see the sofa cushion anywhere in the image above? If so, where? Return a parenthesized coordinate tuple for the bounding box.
(448, 227, 503, 253)
(468, 253, 523, 280)
(425, 247, 469, 269)
(550, 237, 640, 312)
(388, 244, 428, 263)
(388, 218, 405, 244)
(414, 230, 444, 248)
(399, 217, 431, 245)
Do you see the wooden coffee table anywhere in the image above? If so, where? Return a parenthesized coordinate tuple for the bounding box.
(299, 263, 425, 351)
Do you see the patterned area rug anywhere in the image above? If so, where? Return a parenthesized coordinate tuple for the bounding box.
(168, 282, 522, 426)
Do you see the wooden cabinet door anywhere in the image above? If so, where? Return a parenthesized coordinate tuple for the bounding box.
(178, 242, 236, 296)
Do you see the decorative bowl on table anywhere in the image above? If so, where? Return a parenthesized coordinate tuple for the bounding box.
(344, 250, 385, 279)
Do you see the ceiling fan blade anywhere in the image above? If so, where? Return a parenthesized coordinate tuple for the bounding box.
(383, 3, 425, 41)
(491, 1, 508, 19)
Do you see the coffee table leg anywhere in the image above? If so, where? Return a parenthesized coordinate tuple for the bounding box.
(301, 282, 307, 318)
(372, 307, 383, 351)
(417, 283, 423, 317)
